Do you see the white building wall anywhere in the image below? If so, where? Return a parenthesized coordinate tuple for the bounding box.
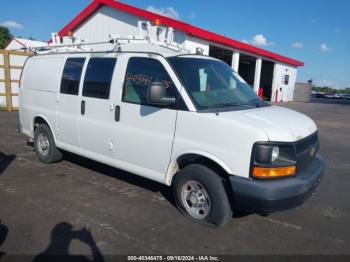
(272, 63, 298, 102)
(184, 36, 210, 55)
(5, 38, 46, 51)
(74, 6, 143, 42)
(288, 67, 298, 101)
(5, 41, 24, 51)
(74, 6, 186, 46)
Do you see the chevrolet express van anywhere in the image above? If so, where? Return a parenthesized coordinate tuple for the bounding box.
(19, 43, 325, 226)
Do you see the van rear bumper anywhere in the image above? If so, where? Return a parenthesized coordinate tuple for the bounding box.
(229, 155, 325, 213)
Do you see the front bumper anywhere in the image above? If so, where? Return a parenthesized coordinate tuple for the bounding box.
(229, 155, 325, 213)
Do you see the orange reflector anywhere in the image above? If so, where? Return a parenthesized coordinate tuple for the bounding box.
(253, 166, 296, 178)
(154, 18, 161, 26)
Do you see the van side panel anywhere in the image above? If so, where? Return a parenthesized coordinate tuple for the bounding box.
(23, 57, 64, 92)
(19, 56, 65, 139)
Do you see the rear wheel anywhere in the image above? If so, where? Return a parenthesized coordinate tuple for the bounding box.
(34, 124, 62, 164)
(173, 164, 232, 227)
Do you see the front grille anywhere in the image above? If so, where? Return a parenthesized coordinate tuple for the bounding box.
(295, 132, 319, 173)
(295, 132, 318, 153)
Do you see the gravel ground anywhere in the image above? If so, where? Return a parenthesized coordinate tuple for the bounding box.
(0, 101, 349, 258)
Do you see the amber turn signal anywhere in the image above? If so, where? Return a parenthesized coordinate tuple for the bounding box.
(252, 165, 296, 179)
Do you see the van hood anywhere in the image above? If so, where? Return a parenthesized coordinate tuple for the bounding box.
(220, 106, 317, 142)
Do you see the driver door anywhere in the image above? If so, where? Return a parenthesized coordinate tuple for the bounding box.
(112, 55, 181, 182)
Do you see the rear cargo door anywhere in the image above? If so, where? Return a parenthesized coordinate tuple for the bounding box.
(57, 56, 86, 147)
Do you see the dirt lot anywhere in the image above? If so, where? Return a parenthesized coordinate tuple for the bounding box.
(0, 102, 349, 257)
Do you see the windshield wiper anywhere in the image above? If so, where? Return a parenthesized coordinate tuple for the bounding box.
(215, 102, 242, 108)
(246, 98, 262, 107)
(213, 102, 242, 115)
(247, 98, 260, 103)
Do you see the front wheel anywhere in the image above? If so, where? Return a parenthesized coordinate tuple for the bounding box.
(173, 164, 233, 227)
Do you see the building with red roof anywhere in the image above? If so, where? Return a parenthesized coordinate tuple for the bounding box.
(53, 0, 304, 102)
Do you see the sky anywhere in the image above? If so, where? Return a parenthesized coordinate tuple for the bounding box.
(1, 0, 349, 89)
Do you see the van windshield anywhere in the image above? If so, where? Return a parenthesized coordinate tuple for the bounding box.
(168, 57, 268, 111)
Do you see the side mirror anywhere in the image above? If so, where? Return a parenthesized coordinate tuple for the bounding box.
(147, 82, 176, 106)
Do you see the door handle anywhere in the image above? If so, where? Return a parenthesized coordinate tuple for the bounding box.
(81, 100, 85, 115)
(115, 105, 120, 122)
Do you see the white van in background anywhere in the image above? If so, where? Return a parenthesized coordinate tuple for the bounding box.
(19, 42, 325, 227)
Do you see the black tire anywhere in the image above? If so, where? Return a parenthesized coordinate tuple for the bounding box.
(173, 164, 232, 227)
(34, 124, 62, 164)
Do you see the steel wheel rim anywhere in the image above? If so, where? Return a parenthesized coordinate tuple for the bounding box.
(181, 180, 211, 219)
(37, 133, 50, 157)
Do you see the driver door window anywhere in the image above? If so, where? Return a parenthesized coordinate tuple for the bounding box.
(122, 57, 177, 108)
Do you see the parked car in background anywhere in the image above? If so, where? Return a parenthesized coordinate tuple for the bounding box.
(312, 93, 325, 98)
(324, 93, 336, 99)
(340, 94, 350, 100)
(324, 93, 345, 99)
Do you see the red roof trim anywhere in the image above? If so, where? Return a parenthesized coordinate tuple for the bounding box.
(55, 0, 304, 67)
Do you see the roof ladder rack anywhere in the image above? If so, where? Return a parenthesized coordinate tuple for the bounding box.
(27, 21, 192, 55)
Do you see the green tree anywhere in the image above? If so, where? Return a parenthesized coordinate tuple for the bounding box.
(0, 26, 13, 49)
(313, 86, 350, 94)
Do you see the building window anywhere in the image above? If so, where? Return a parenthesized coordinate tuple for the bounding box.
(82, 58, 116, 99)
(283, 74, 289, 85)
(60, 58, 85, 95)
(122, 57, 176, 106)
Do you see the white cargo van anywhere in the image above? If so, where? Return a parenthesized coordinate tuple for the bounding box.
(19, 39, 325, 227)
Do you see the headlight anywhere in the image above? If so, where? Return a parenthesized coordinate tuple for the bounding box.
(271, 146, 279, 162)
(252, 143, 296, 179)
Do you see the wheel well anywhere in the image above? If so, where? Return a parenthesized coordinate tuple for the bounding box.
(174, 154, 235, 210)
(176, 154, 229, 179)
(33, 116, 48, 130)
